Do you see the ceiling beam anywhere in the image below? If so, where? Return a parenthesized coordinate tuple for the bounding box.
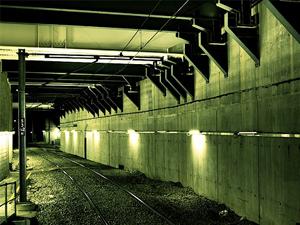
(0, 22, 186, 54)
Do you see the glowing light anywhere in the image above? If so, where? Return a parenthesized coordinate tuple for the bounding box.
(127, 129, 136, 134)
(0, 133, 9, 149)
(189, 130, 206, 154)
(42, 130, 46, 133)
(65, 130, 70, 140)
(157, 130, 167, 134)
(51, 127, 61, 139)
(0, 131, 15, 136)
(128, 129, 139, 145)
(187, 130, 201, 136)
(237, 131, 257, 136)
(93, 130, 100, 142)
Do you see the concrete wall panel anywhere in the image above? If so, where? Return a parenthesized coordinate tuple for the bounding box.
(0, 65, 13, 181)
(60, 3, 300, 225)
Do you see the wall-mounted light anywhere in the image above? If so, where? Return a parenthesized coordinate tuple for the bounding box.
(237, 131, 258, 136)
(187, 130, 201, 136)
(156, 130, 167, 134)
(127, 129, 136, 135)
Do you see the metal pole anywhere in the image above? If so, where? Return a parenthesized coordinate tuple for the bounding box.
(48, 119, 51, 144)
(5, 184, 8, 223)
(18, 49, 27, 202)
(14, 182, 17, 214)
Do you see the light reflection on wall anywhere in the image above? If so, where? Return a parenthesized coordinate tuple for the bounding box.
(64, 130, 70, 140)
(93, 130, 100, 159)
(71, 130, 78, 143)
(127, 129, 140, 168)
(0, 132, 13, 179)
(71, 130, 77, 154)
(189, 130, 206, 156)
(51, 127, 61, 140)
(64, 130, 70, 152)
(0, 133, 9, 149)
(128, 129, 139, 146)
(93, 130, 100, 143)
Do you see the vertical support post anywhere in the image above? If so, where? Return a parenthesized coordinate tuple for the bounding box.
(84, 134, 87, 159)
(84, 124, 87, 159)
(14, 182, 17, 214)
(18, 49, 27, 203)
(5, 184, 8, 223)
(48, 119, 51, 144)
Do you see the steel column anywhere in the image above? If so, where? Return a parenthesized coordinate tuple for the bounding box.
(18, 49, 27, 202)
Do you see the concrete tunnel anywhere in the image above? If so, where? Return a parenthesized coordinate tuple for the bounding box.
(0, 0, 299, 225)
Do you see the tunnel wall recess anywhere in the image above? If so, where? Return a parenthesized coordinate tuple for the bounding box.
(0, 62, 13, 181)
(60, 4, 300, 225)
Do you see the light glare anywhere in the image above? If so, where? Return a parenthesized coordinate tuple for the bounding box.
(128, 129, 139, 145)
(191, 132, 206, 154)
(188, 130, 201, 136)
(51, 127, 61, 139)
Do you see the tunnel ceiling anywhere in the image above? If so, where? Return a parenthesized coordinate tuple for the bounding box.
(0, 0, 275, 115)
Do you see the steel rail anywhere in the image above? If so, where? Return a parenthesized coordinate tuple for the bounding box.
(37, 150, 109, 225)
(47, 148, 176, 225)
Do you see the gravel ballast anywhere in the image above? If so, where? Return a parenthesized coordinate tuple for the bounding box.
(21, 146, 258, 225)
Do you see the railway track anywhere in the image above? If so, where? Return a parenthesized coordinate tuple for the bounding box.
(34, 147, 176, 225)
(35, 150, 109, 225)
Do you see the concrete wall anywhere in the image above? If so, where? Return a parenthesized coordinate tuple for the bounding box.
(60, 4, 300, 225)
(0, 61, 13, 181)
(43, 119, 60, 145)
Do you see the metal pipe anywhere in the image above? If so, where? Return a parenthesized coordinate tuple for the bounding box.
(18, 49, 27, 202)
(0, 5, 192, 21)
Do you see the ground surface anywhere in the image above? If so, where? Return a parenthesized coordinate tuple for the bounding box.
(10, 145, 258, 225)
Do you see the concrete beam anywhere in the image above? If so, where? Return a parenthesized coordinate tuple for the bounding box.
(0, 22, 185, 55)
(198, 32, 228, 77)
(177, 31, 210, 82)
(224, 13, 259, 66)
(263, 0, 300, 43)
(124, 85, 140, 110)
(170, 59, 195, 99)
(145, 67, 167, 96)
(159, 69, 181, 103)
